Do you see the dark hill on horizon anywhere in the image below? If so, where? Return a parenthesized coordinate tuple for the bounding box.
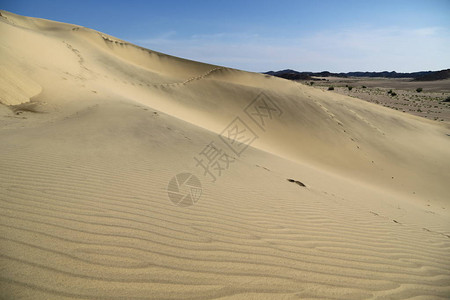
(265, 69, 450, 81)
(413, 69, 450, 81)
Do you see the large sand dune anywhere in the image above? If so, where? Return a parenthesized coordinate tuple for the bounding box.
(1, 10, 450, 299)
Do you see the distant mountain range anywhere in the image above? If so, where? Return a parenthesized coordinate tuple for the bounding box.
(264, 69, 450, 81)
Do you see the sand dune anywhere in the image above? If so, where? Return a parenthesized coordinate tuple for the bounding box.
(1, 10, 450, 299)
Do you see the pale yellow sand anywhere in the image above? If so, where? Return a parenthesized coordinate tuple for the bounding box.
(1, 10, 449, 299)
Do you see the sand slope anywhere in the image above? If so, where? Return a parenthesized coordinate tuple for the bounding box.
(1, 10, 450, 299)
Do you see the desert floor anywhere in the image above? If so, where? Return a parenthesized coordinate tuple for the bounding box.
(307, 77, 450, 122)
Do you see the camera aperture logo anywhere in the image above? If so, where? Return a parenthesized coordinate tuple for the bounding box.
(167, 173, 202, 207)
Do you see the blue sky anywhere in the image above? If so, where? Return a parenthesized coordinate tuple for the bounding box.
(2, 0, 450, 72)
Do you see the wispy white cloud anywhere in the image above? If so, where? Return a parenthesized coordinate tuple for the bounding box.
(136, 31, 178, 45)
(297, 27, 450, 71)
(190, 32, 260, 40)
(132, 26, 450, 72)
(413, 27, 442, 36)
